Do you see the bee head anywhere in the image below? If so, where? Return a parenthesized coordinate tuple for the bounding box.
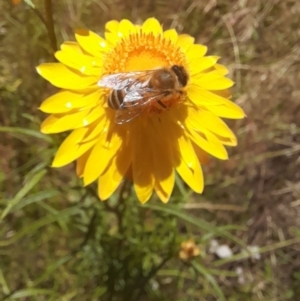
(171, 65, 188, 87)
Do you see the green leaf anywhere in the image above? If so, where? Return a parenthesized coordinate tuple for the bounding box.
(0, 206, 83, 246)
(0, 126, 52, 143)
(7, 288, 55, 299)
(158, 269, 194, 280)
(37, 202, 69, 233)
(174, 173, 189, 197)
(93, 287, 107, 298)
(192, 261, 225, 301)
(10, 189, 61, 212)
(32, 255, 73, 286)
(1, 169, 47, 219)
(0, 269, 10, 295)
(23, 161, 49, 183)
(213, 237, 300, 267)
(23, 0, 35, 9)
(142, 204, 247, 248)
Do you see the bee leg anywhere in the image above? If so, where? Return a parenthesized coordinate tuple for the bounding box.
(157, 100, 167, 109)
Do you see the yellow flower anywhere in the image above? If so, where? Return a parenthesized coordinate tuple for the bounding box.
(12, 0, 22, 5)
(37, 18, 245, 203)
(179, 239, 201, 261)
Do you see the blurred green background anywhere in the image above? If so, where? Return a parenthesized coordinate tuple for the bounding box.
(1, 0, 300, 300)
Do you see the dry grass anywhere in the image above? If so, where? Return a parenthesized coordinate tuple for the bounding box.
(1, 0, 300, 300)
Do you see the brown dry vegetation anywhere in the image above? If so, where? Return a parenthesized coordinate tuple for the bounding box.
(1, 0, 300, 300)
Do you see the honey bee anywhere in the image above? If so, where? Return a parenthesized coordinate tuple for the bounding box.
(98, 65, 189, 124)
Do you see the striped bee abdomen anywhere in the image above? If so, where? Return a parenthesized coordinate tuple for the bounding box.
(108, 89, 125, 110)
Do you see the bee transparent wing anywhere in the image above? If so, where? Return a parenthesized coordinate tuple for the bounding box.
(115, 108, 143, 124)
(98, 70, 155, 91)
(121, 88, 155, 106)
(98, 73, 142, 90)
(115, 91, 169, 124)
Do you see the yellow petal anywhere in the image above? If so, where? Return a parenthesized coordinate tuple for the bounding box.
(189, 56, 220, 75)
(80, 114, 109, 143)
(104, 31, 119, 46)
(40, 110, 90, 134)
(76, 149, 92, 178)
(174, 139, 204, 193)
(75, 29, 108, 57)
(177, 134, 196, 170)
(187, 129, 228, 160)
(188, 88, 245, 119)
(142, 18, 162, 34)
(188, 85, 230, 105)
(163, 29, 178, 43)
(39, 89, 100, 114)
(187, 107, 236, 140)
(151, 119, 175, 203)
(192, 71, 234, 90)
(214, 64, 229, 75)
(98, 146, 131, 200)
(83, 126, 123, 186)
(132, 124, 154, 203)
(205, 102, 245, 119)
(118, 19, 136, 37)
(55, 47, 102, 76)
(214, 89, 232, 98)
(187, 44, 208, 61)
(177, 34, 195, 52)
(154, 164, 174, 203)
(154, 184, 167, 203)
(40, 90, 83, 113)
(192, 143, 210, 165)
(154, 178, 173, 203)
(36, 63, 97, 89)
(104, 20, 120, 45)
(52, 128, 97, 167)
(105, 20, 119, 33)
(187, 85, 245, 119)
(79, 105, 106, 127)
(98, 163, 122, 200)
(60, 41, 81, 53)
(214, 134, 237, 146)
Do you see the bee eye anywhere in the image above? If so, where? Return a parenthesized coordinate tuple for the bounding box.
(171, 65, 188, 87)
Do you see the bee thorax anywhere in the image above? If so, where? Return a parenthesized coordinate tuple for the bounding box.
(149, 69, 176, 89)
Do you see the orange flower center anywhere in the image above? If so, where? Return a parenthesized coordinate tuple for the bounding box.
(103, 31, 186, 73)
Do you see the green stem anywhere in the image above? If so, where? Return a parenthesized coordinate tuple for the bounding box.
(131, 254, 173, 301)
(44, 0, 57, 53)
